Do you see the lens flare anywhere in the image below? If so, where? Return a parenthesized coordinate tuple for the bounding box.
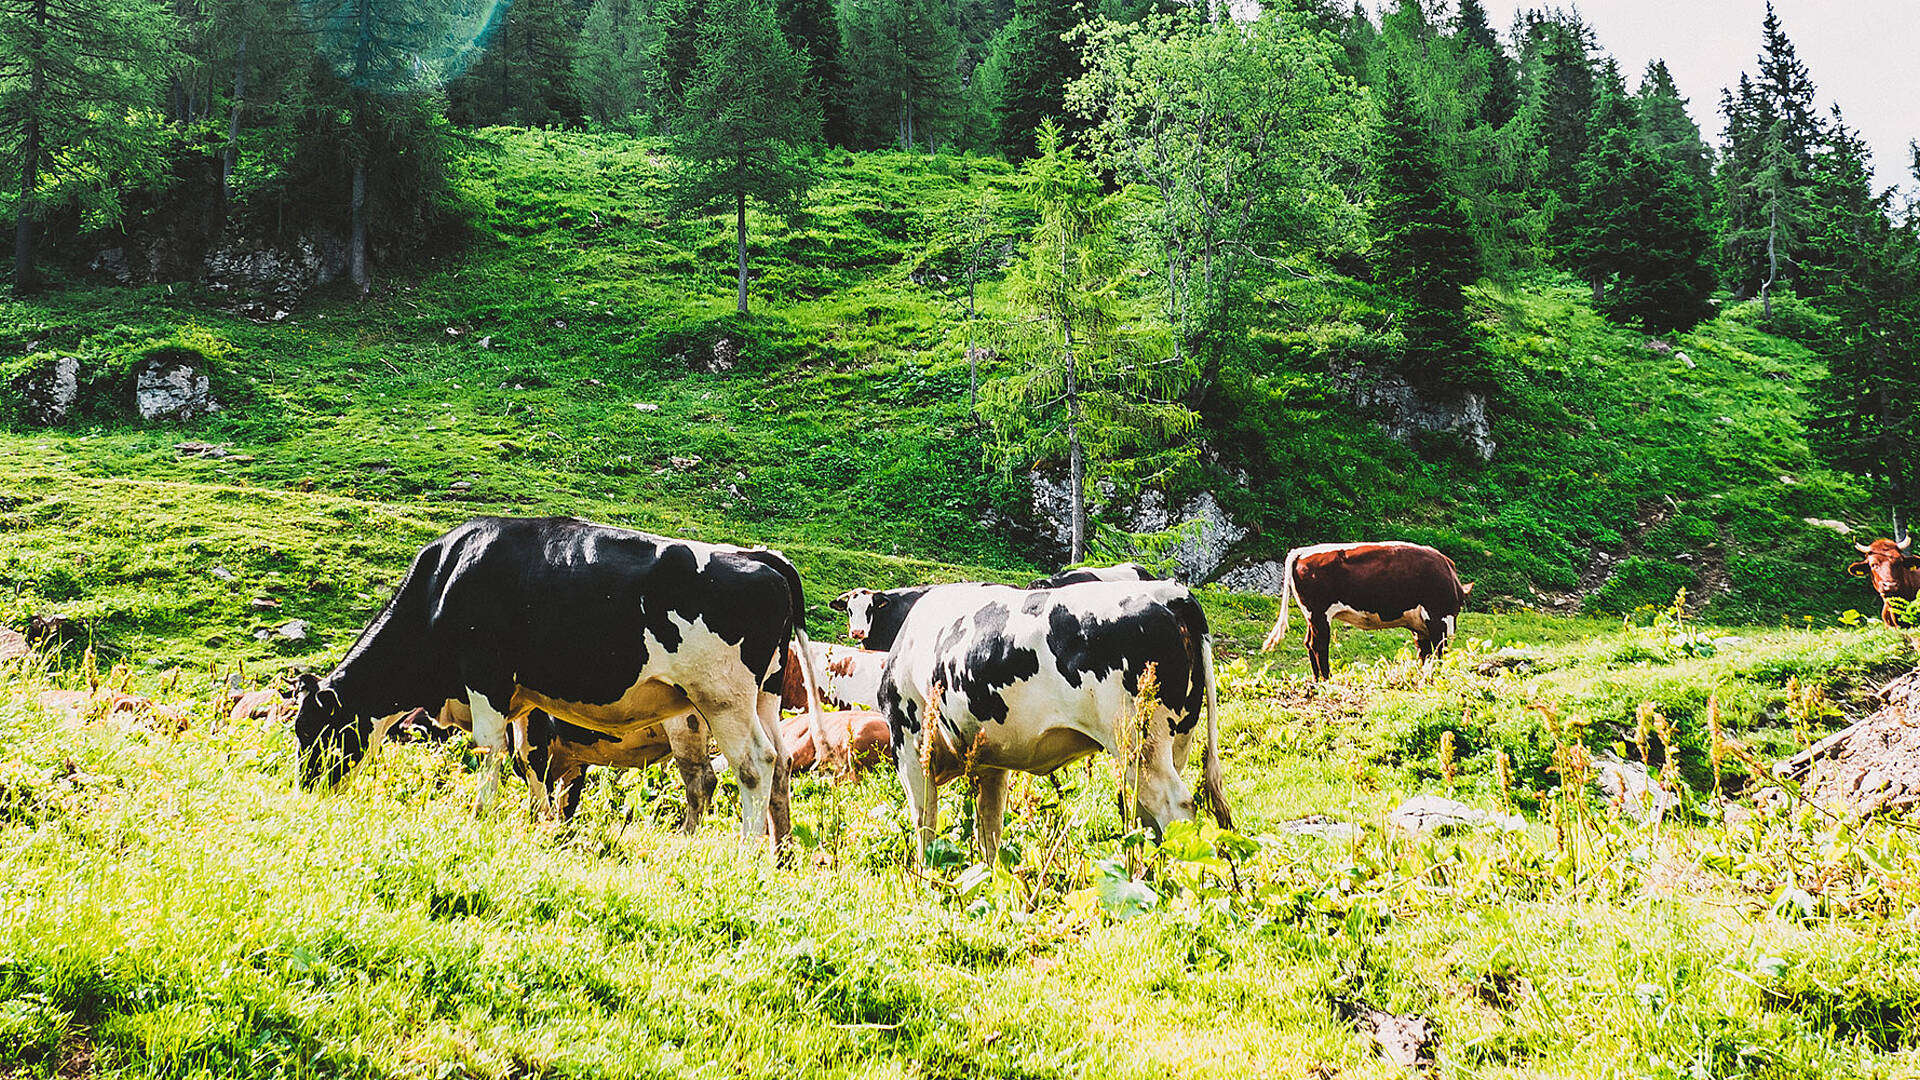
(295, 0, 511, 94)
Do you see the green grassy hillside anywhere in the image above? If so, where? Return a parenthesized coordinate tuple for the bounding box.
(0, 129, 1889, 654)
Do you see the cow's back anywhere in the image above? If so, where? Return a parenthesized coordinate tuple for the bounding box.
(1295, 542, 1465, 614)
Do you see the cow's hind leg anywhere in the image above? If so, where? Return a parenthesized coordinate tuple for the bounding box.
(689, 682, 788, 846)
(1306, 612, 1334, 681)
(974, 768, 1010, 863)
(666, 711, 716, 835)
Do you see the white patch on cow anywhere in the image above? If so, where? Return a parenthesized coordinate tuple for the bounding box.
(467, 687, 510, 811)
(1443, 613, 1457, 639)
(840, 589, 877, 641)
(1326, 600, 1425, 632)
(881, 579, 1206, 845)
(809, 640, 884, 710)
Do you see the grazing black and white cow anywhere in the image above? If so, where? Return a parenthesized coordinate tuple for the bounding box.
(1026, 562, 1160, 589)
(292, 516, 824, 844)
(1260, 541, 1472, 680)
(840, 580, 1230, 859)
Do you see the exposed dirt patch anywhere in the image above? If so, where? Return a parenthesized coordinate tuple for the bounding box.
(1778, 668, 1920, 816)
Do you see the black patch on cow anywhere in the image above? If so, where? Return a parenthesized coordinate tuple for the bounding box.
(860, 586, 937, 652)
(1044, 595, 1205, 734)
(1027, 564, 1159, 589)
(948, 602, 1039, 725)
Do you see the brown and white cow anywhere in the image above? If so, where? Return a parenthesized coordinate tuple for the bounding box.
(779, 640, 887, 712)
(1260, 541, 1472, 680)
(781, 710, 893, 776)
(1849, 537, 1919, 627)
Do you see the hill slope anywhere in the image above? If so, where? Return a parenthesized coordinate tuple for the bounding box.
(0, 129, 1887, 663)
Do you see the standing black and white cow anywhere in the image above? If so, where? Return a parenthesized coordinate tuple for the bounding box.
(292, 516, 825, 843)
(834, 580, 1230, 858)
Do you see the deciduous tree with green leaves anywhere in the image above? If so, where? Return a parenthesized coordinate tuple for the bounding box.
(980, 122, 1195, 563)
(1, 0, 178, 293)
(666, 0, 818, 315)
(1071, 8, 1366, 392)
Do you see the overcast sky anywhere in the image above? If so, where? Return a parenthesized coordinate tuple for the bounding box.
(1464, 1, 1920, 195)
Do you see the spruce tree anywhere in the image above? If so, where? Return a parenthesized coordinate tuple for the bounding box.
(1634, 59, 1710, 186)
(1454, 0, 1516, 129)
(666, 0, 819, 314)
(1517, 10, 1594, 252)
(1806, 126, 1920, 539)
(574, 0, 665, 130)
(778, 0, 852, 146)
(1, 0, 178, 293)
(992, 0, 1083, 159)
(1371, 63, 1480, 379)
(449, 0, 581, 128)
(1719, 3, 1824, 300)
(840, 0, 963, 150)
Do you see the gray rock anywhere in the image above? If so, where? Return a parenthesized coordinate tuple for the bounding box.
(1027, 479, 1248, 583)
(1389, 795, 1502, 833)
(13, 354, 80, 425)
(274, 619, 308, 641)
(1803, 518, 1851, 535)
(1333, 367, 1496, 460)
(1216, 559, 1288, 596)
(1592, 755, 1679, 822)
(1280, 815, 1364, 840)
(134, 358, 220, 422)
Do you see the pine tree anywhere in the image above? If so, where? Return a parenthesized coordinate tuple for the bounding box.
(980, 121, 1196, 563)
(1718, 2, 1824, 300)
(1807, 125, 1920, 539)
(1454, 0, 1516, 129)
(574, 0, 665, 130)
(449, 0, 581, 128)
(777, 0, 851, 146)
(1371, 62, 1480, 379)
(992, 0, 1083, 159)
(840, 0, 963, 150)
(666, 0, 819, 314)
(1, 0, 179, 293)
(1634, 59, 1710, 186)
(1515, 9, 1594, 253)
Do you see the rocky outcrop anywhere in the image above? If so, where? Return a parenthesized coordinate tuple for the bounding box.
(133, 357, 220, 422)
(1028, 478, 1251, 584)
(204, 231, 351, 310)
(11, 354, 80, 426)
(1333, 366, 1496, 461)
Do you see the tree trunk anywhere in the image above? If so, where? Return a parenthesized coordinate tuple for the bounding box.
(1066, 341, 1085, 564)
(735, 182, 749, 315)
(10, 0, 46, 296)
(1591, 274, 1604, 305)
(350, 146, 369, 294)
(222, 33, 248, 208)
(1761, 199, 1779, 321)
(1893, 466, 1909, 547)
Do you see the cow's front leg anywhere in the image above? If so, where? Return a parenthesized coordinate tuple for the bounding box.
(465, 687, 513, 813)
(973, 768, 1009, 862)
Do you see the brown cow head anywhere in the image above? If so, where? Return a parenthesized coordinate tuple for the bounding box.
(1849, 537, 1920, 600)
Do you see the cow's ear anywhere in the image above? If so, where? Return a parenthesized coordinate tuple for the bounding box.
(829, 591, 851, 612)
(296, 672, 321, 698)
(317, 688, 342, 711)
(1902, 557, 1920, 571)
(1461, 582, 1475, 596)
(1848, 561, 1871, 577)
(871, 594, 889, 609)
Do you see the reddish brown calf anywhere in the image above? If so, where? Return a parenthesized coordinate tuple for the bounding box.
(781, 710, 892, 777)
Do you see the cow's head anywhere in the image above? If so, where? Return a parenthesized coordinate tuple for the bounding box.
(293, 672, 374, 788)
(1849, 537, 1920, 599)
(830, 586, 932, 651)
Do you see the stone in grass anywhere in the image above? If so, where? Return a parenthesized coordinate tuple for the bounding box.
(134, 356, 221, 421)
(1281, 814, 1365, 841)
(1388, 794, 1521, 834)
(14, 354, 80, 425)
(255, 619, 309, 643)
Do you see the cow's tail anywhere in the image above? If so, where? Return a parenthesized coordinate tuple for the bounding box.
(1261, 547, 1304, 652)
(1199, 632, 1232, 829)
(755, 548, 830, 771)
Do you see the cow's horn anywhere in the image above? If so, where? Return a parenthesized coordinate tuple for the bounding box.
(1900, 536, 1914, 553)
(1856, 542, 1874, 554)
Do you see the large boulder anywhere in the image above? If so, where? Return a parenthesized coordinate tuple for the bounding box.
(11, 354, 81, 426)
(134, 354, 220, 422)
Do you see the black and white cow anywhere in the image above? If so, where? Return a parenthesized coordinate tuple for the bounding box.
(836, 580, 1230, 859)
(292, 516, 825, 843)
(1026, 562, 1160, 589)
